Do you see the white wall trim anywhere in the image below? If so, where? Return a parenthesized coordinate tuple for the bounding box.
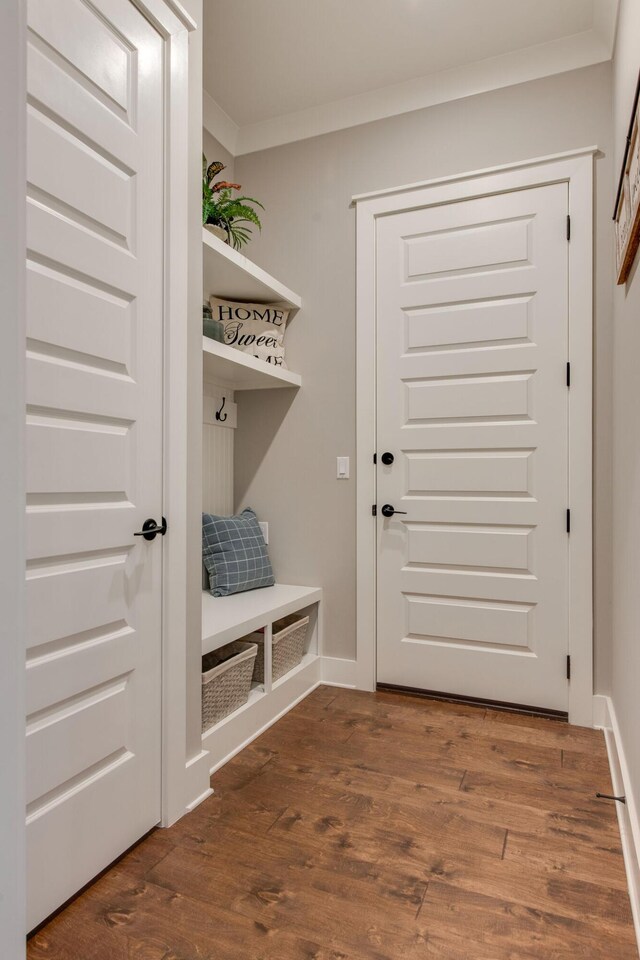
(593, 695, 640, 949)
(203, 89, 239, 156)
(352, 146, 600, 204)
(592, 692, 610, 729)
(183, 750, 213, 812)
(321, 657, 357, 689)
(141, 2, 211, 827)
(355, 151, 595, 726)
(161, 18, 194, 828)
(233, 30, 609, 156)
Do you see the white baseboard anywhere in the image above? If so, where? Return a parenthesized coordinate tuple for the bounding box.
(593, 694, 640, 950)
(182, 749, 213, 816)
(321, 656, 357, 688)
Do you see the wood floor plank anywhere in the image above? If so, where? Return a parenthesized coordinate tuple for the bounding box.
(312, 691, 607, 755)
(242, 746, 616, 842)
(28, 686, 637, 960)
(420, 879, 638, 960)
(503, 828, 628, 890)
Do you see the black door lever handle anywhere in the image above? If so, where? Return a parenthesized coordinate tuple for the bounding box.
(134, 517, 167, 541)
(381, 504, 407, 518)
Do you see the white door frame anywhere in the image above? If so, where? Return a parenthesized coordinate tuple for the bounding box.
(354, 148, 595, 727)
(124, 0, 206, 825)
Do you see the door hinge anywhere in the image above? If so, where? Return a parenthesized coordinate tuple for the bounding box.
(566, 214, 571, 241)
(566, 508, 571, 534)
(373, 453, 377, 464)
(566, 361, 571, 387)
(371, 504, 377, 516)
(566, 655, 571, 680)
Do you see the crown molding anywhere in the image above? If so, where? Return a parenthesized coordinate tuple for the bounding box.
(234, 29, 608, 155)
(203, 1, 618, 158)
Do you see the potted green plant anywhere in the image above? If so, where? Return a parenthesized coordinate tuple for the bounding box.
(202, 158, 264, 250)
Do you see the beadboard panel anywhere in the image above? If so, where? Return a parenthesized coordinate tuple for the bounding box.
(202, 381, 234, 515)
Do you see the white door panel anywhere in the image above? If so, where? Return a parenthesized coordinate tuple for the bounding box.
(406, 522, 533, 571)
(376, 184, 569, 711)
(406, 449, 533, 497)
(26, 39, 137, 171)
(26, 626, 135, 715)
(27, 552, 132, 649)
(27, 108, 132, 245)
(27, 504, 138, 559)
(405, 216, 530, 277)
(26, 355, 137, 420)
(405, 296, 531, 351)
(26, 677, 131, 806)
(27, 263, 133, 368)
(26, 0, 164, 928)
(405, 595, 533, 649)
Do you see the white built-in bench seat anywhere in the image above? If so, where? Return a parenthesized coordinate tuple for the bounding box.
(202, 583, 322, 656)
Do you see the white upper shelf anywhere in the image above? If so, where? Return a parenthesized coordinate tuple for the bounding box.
(203, 228, 302, 314)
(202, 337, 301, 390)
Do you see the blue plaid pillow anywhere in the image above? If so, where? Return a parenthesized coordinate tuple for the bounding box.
(202, 508, 275, 597)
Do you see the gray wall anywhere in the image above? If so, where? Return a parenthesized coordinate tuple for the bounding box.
(234, 63, 614, 682)
(204, 128, 234, 180)
(611, 0, 640, 818)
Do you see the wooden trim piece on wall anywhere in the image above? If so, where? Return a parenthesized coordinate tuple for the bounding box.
(354, 148, 596, 726)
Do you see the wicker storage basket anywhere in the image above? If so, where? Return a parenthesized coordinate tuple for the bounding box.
(201, 640, 258, 731)
(251, 614, 310, 684)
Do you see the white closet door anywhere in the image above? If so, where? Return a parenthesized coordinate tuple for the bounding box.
(25, 0, 164, 928)
(376, 184, 569, 712)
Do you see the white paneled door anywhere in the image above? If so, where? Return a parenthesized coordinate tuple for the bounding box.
(376, 184, 570, 712)
(25, 0, 164, 928)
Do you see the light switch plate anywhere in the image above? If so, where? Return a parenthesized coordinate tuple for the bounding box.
(337, 456, 350, 479)
(259, 521, 269, 544)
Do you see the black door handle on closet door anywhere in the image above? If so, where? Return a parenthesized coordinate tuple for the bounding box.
(381, 452, 394, 465)
(134, 517, 167, 541)
(381, 504, 407, 518)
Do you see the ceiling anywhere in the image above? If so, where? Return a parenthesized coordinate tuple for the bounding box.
(202, 0, 618, 155)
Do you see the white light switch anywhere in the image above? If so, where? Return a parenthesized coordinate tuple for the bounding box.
(259, 521, 269, 544)
(337, 457, 350, 479)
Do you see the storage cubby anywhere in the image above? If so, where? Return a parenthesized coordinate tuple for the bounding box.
(200, 230, 322, 772)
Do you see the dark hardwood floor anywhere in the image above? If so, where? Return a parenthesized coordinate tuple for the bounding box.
(28, 686, 637, 959)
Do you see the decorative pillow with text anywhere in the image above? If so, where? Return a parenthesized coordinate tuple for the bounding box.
(209, 297, 289, 368)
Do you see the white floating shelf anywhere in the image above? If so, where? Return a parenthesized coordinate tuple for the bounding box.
(202, 337, 301, 391)
(203, 228, 302, 314)
(202, 583, 322, 656)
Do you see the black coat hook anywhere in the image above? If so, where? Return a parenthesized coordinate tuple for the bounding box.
(215, 396, 228, 423)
